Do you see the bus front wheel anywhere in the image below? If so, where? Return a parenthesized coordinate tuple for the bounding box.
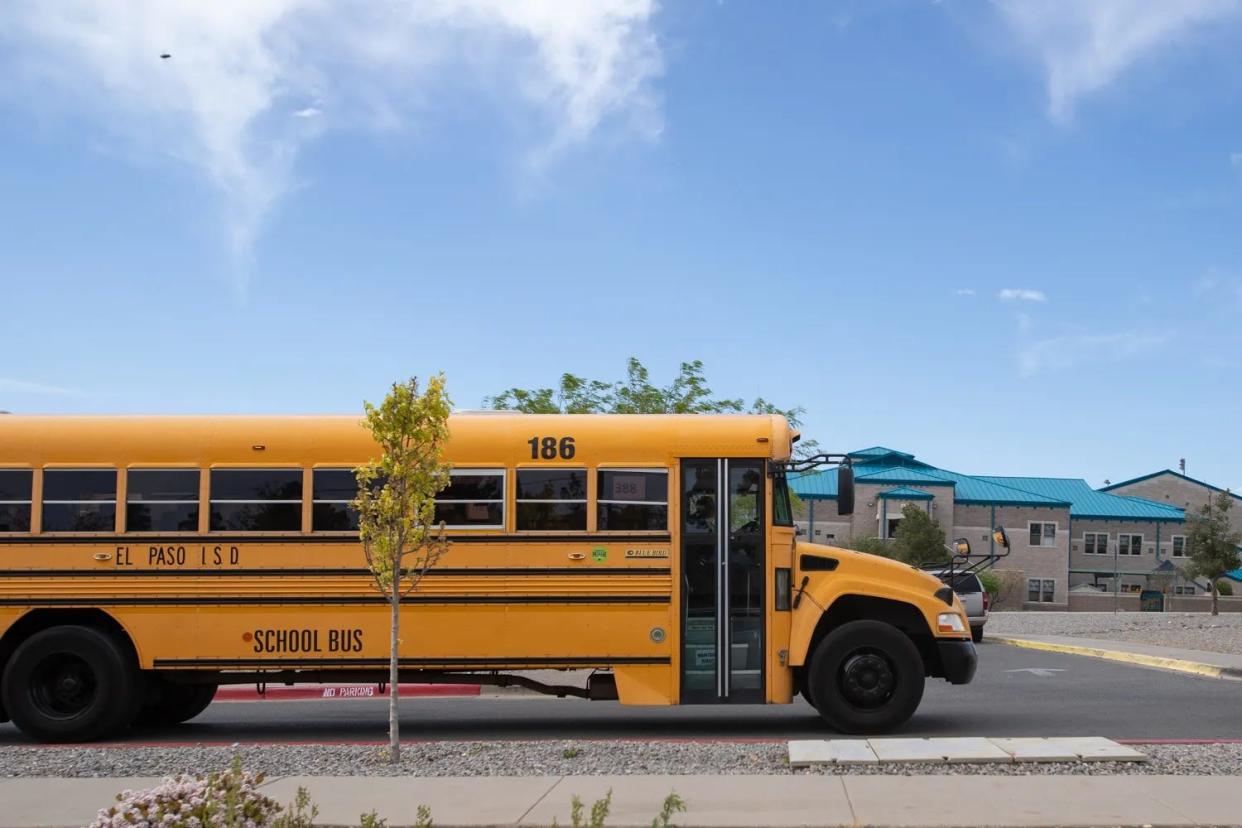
(807, 620, 925, 734)
(137, 679, 218, 727)
(0, 625, 141, 743)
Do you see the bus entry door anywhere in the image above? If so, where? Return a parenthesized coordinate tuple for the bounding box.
(679, 459, 765, 703)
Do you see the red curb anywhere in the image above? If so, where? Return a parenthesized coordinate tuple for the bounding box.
(1118, 738, 1242, 745)
(214, 683, 481, 702)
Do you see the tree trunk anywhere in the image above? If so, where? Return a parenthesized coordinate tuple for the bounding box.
(389, 574, 401, 763)
(1211, 581, 1220, 616)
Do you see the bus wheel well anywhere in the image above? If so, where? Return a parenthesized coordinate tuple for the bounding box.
(808, 595, 939, 676)
(0, 609, 139, 679)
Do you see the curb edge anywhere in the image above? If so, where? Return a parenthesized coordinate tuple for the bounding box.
(990, 635, 1240, 679)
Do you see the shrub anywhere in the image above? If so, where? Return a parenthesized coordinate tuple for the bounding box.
(1218, 579, 1235, 597)
(89, 757, 313, 828)
(844, 535, 893, 557)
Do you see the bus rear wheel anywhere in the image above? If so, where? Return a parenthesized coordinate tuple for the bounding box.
(808, 620, 925, 734)
(0, 625, 141, 743)
(137, 678, 218, 727)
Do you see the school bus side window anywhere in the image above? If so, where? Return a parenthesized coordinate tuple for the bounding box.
(312, 469, 359, 531)
(0, 470, 33, 532)
(210, 469, 302, 531)
(516, 469, 586, 531)
(43, 469, 117, 532)
(435, 469, 505, 529)
(127, 469, 200, 532)
(597, 468, 667, 531)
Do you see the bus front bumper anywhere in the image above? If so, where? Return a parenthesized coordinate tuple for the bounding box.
(937, 639, 977, 685)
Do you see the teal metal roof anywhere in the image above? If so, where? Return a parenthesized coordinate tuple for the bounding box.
(794, 447, 1187, 520)
(878, 486, 934, 500)
(790, 468, 842, 498)
(1101, 469, 1242, 502)
(1228, 568, 1242, 583)
(977, 476, 1185, 521)
(855, 466, 956, 487)
(850, 446, 916, 461)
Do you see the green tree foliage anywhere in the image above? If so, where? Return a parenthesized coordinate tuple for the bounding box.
(891, 504, 949, 568)
(486, 357, 818, 456)
(353, 374, 454, 762)
(843, 535, 893, 557)
(1184, 491, 1242, 615)
(1218, 579, 1235, 597)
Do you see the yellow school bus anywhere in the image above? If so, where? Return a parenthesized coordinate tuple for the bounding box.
(0, 413, 976, 742)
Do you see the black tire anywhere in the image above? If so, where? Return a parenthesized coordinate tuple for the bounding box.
(808, 619, 925, 734)
(971, 625, 984, 644)
(136, 678, 217, 727)
(798, 674, 816, 708)
(0, 625, 141, 743)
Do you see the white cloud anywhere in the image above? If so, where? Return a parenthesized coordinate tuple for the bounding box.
(1018, 331, 1167, 377)
(991, 0, 1242, 120)
(0, 378, 80, 396)
(955, 288, 976, 296)
(998, 288, 1047, 302)
(0, 0, 663, 283)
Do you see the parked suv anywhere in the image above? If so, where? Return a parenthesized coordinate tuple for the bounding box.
(929, 570, 988, 643)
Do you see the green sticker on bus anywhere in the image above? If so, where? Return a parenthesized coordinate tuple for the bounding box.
(592, 547, 607, 562)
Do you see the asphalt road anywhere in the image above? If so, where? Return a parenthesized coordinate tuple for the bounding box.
(2, 642, 1239, 745)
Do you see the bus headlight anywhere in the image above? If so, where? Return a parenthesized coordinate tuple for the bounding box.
(937, 612, 966, 634)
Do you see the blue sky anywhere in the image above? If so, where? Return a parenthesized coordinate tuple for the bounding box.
(2, 1, 1241, 490)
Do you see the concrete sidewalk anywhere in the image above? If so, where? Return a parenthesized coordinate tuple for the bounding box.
(7, 774, 1241, 827)
(991, 634, 1242, 679)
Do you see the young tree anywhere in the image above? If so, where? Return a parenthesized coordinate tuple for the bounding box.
(1184, 491, 1242, 616)
(353, 375, 453, 763)
(891, 504, 948, 568)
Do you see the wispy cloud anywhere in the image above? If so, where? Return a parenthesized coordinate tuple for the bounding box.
(1194, 270, 1242, 305)
(1018, 331, 1168, 377)
(1232, 152, 1242, 171)
(955, 288, 976, 296)
(0, 1, 663, 286)
(998, 288, 1047, 303)
(991, 0, 1242, 120)
(0, 378, 80, 396)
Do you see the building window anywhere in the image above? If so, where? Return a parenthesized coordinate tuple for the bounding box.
(127, 469, 200, 532)
(1174, 585, 1195, 595)
(42, 469, 117, 532)
(0, 469, 33, 532)
(1029, 521, 1057, 547)
(1083, 532, 1108, 555)
(435, 469, 506, 529)
(516, 468, 586, 531)
(312, 469, 360, 531)
(1027, 578, 1056, 603)
(1117, 533, 1143, 556)
(597, 468, 667, 531)
(1171, 535, 1187, 558)
(210, 469, 302, 532)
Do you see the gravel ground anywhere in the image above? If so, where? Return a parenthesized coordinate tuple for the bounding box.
(3, 741, 1241, 779)
(987, 611, 1242, 656)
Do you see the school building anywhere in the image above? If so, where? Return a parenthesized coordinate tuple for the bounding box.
(790, 447, 1240, 610)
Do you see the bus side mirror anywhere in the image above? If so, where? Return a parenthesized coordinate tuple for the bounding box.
(837, 466, 854, 516)
(954, 538, 971, 557)
(992, 527, 1010, 550)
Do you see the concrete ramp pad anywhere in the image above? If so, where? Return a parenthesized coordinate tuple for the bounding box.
(1045, 736, 1148, 762)
(788, 739, 878, 767)
(790, 737, 1146, 767)
(866, 737, 1012, 764)
(990, 737, 1084, 763)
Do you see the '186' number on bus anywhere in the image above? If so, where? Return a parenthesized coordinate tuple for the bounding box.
(528, 436, 575, 460)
